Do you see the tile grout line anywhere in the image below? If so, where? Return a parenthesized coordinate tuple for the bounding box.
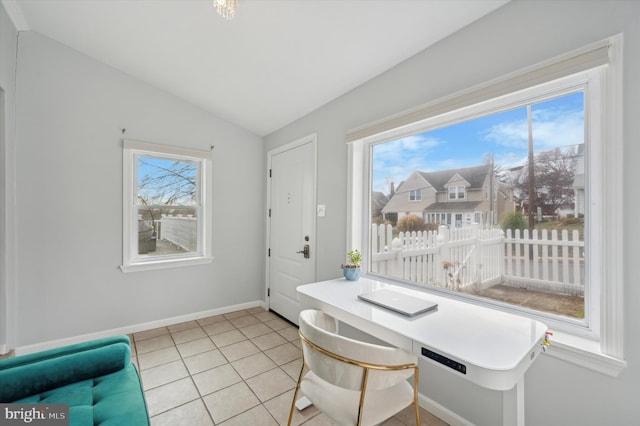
(133, 308, 445, 425)
(135, 309, 312, 425)
(177, 321, 217, 425)
(212, 311, 303, 425)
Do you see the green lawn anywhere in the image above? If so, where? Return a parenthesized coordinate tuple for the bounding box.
(534, 219, 584, 240)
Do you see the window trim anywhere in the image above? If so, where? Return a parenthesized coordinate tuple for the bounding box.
(121, 139, 213, 273)
(409, 189, 422, 201)
(347, 35, 625, 376)
(448, 186, 466, 200)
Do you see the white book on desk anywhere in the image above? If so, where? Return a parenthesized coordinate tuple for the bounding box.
(357, 288, 438, 317)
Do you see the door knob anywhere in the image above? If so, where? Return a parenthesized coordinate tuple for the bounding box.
(297, 244, 310, 259)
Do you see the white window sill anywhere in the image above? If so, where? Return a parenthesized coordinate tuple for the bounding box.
(544, 330, 626, 377)
(120, 256, 214, 273)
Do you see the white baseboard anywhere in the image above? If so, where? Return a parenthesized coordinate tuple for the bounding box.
(15, 300, 266, 356)
(419, 392, 474, 426)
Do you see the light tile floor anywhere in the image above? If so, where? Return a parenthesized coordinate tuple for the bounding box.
(130, 307, 449, 426)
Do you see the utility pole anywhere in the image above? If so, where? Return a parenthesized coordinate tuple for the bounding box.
(527, 105, 536, 261)
(489, 153, 494, 227)
(527, 105, 535, 232)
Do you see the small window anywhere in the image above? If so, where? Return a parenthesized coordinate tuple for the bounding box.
(121, 140, 213, 272)
(448, 186, 466, 200)
(409, 189, 422, 201)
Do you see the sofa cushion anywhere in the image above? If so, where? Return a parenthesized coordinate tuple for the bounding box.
(14, 364, 149, 426)
(1, 336, 149, 426)
(0, 342, 130, 402)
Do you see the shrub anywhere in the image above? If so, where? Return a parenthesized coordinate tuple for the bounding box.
(371, 215, 389, 225)
(561, 216, 582, 226)
(385, 212, 398, 226)
(397, 214, 426, 233)
(424, 222, 439, 232)
(501, 212, 527, 232)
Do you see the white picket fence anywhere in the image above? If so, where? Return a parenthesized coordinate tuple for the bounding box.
(370, 223, 584, 296)
(504, 228, 584, 296)
(159, 214, 198, 252)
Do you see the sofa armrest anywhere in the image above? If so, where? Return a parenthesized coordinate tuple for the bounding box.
(0, 335, 132, 402)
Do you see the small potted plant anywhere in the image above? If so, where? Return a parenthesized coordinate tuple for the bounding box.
(342, 249, 362, 281)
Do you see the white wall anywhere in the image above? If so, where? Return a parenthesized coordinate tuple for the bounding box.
(9, 30, 265, 347)
(0, 2, 18, 353)
(265, 1, 640, 424)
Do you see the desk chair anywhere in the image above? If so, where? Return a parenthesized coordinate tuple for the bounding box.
(288, 309, 420, 426)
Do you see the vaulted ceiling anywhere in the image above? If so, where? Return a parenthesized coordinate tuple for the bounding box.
(3, 0, 508, 136)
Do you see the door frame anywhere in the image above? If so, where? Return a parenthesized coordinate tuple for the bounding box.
(265, 133, 318, 311)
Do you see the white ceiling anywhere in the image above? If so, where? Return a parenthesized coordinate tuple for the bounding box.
(4, 0, 508, 136)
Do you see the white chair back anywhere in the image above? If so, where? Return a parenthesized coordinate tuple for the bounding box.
(298, 309, 417, 391)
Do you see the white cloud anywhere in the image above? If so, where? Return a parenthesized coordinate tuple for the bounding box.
(372, 135, 442, 192)
(483, 120, 528, 148)
(531, 109, 584, 150)
(483, 107, 583, 152)
(372, 99, 584, 193)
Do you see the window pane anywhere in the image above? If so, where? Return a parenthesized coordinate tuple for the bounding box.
(137, 206, 198, 256)
(138, 157, 197, 206)
(370, 91, 585, 321)
(136, 156, 199, 257)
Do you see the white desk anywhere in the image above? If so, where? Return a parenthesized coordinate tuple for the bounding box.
(297, 277, 548, 425)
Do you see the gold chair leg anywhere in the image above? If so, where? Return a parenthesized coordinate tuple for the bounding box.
(287, 362, 306, 426)
(356, 368, 370, 426)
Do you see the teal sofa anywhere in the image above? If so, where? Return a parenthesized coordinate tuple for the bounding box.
(0, 335, 150, 425)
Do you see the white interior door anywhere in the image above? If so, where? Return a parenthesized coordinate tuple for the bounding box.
(267, 135, 316, 325)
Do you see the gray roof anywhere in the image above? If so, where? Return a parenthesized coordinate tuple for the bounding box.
(371, 191, 389, 212)
(417, 164, 491, 191)
(424, 201, 482, 212)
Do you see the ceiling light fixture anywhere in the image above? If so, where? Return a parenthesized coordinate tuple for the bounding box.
(215, 0, 239, 20)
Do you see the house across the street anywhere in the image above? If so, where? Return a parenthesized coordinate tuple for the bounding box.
(382, 164, 515, 228)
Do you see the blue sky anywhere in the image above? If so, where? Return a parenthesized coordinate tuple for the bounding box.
(137, 156, 197, 205)
(372, 91, 584, 194)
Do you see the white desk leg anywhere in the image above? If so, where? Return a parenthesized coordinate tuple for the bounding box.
(503, 377, 525, 426)
(295, 396, 313, 411)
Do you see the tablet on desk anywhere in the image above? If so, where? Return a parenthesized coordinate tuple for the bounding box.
(357, 288, 438, 317)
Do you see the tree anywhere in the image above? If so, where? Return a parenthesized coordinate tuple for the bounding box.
(515, 147, 577, 216)
(137, 157, 197, 224)
(138, 158, 196, 206)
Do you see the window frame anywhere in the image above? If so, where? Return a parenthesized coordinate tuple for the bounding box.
(409, 189, 422, 201)
(448, 186, 466, 200)
(347, 35, 625, 376)
(121, 139, 213, 272)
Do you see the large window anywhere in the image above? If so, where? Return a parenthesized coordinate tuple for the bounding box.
(372, 89, 586, 320)
(121, 140, 212, 272)
(349, 37, 624, 374)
